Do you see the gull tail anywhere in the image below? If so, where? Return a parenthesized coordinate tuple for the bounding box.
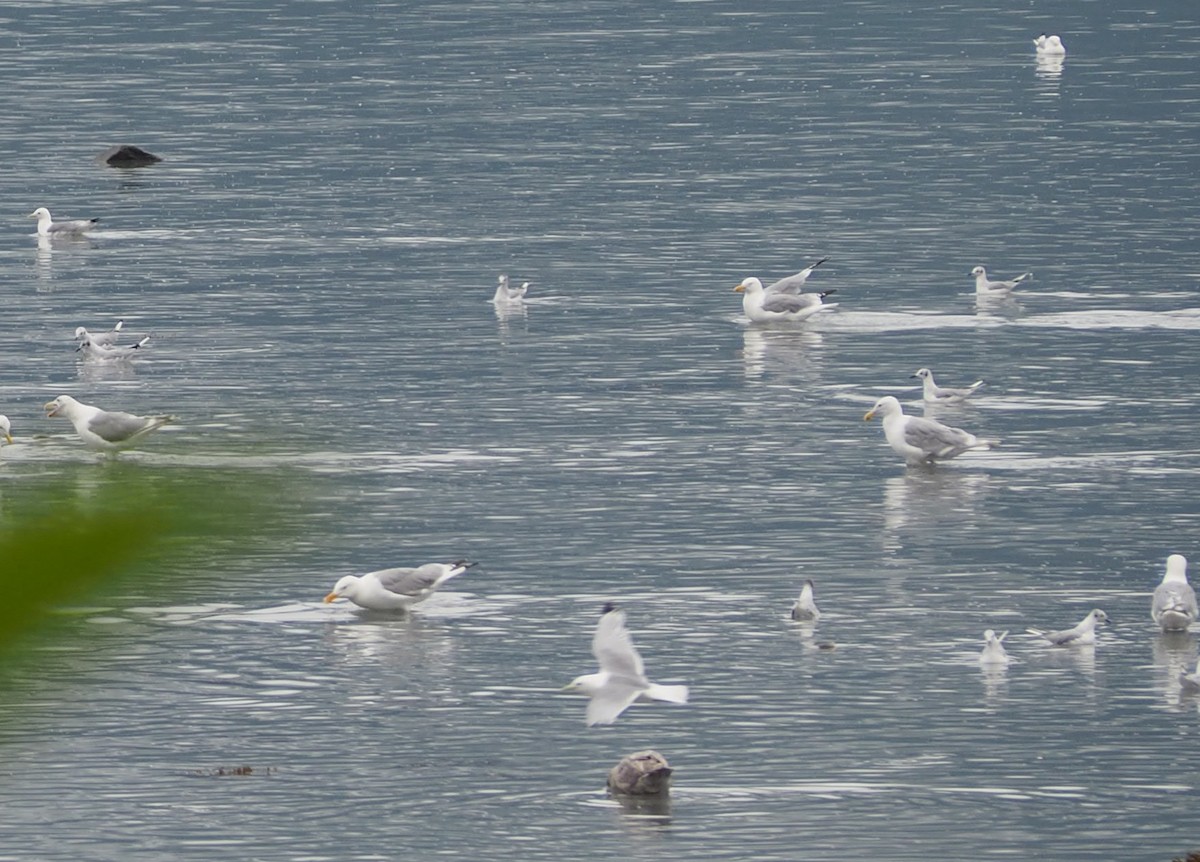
(1013, 272, 1033, 285)
(967, 380, 985, 392)
(818, 289, 837, 299)
(808, 256, 830, 271)
(645, 683, 688, 705)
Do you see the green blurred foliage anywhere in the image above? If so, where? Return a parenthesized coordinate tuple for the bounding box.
(0, 463, 301, 656)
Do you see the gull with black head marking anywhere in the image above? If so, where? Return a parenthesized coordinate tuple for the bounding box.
(75, 320, 126, 348)
(971, 265, 1032, 296)
(323, 560, 476, 612)
(911, 367, 984, 404)
(564, 602, 689, 726)
(864, 396, 996, 466)
(44, 395, 175, 454)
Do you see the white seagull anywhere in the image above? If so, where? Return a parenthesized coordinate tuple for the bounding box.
(74, 320, 126, 347)
(564, 602, 689, 726)
(76, 335, 152, 361)
(1151, 554, 1197, 632)
(323, 560, 476, 612)
(971, 265, 1032, 296)
(44, 395, 175, 453)
(1180, 658, 1200, 694)
(911, 367, 985, 404)
(492, 274, 529, 303)
(0, 415, 12, 446)
(863, 395, 996, 466)
(1027, 609, 1108, 646)
(979, 629, 1010, 667)
(29, 206, 99, 237)
(734, 277, 837, 323)
(1034, 34, 1066, 56)
(790, 579, 821, 621)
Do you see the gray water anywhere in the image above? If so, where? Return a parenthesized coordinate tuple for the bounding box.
(2, 1, 1200, 859)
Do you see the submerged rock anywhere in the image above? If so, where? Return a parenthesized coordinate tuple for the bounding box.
(98, 145, 163, 168)
(607, 749, 672, 796)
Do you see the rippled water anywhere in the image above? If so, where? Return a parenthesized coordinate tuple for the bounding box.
(2, 2, 1200, 860)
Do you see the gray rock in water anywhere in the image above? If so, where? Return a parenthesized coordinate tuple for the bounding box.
(607, 750, 672, 796)
(98, 145, 162, 168)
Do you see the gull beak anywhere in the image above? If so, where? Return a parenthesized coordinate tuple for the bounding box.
(733, 284, 746, 293)
(2, 432, 11, 445)
(908, 374, 920, 379)
(27, 211, 37, 218)
(323, 592, 339, 604)
(44, 400, 60, 417)
(863, 409, 877, 421)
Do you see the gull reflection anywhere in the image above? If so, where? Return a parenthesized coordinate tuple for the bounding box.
(881, 470, 990, 550)
(1151, 630, 1197, 709)
(1035, 55, 1065, 81)
(740, 328, 825, 382)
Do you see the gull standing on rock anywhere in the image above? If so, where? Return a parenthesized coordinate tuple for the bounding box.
(971, 266, 1032, 297)
(1027, 609, 1108, 646)
(863, 396, 996, 466)
(29, 207, 99, 237)
(911, 368, 985, 404)
(323, 560, 477, 612)
(790, 579, 821, 621)
(564, 602, 689, 726)
(44, 395, 175, 453)
(1151, 554, 1197, 632)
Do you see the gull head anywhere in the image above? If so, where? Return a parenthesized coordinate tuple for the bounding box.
(734, 277, 764, 295)
(563, 673, 602, 695)
(864, 395, 902, 422)
(323, 575, 358, 603)
(1087, 609, 1109, 627)
(911, 368, 932, 381)
(44, 395, 80, 418)
(29, 207, 51, 221)
(970, 265, 986, 278)
(1165, 554, 1189, 583)
(0, 415, 11, 445)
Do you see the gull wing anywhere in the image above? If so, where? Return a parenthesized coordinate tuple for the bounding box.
(902, 416, 975, 456)
(86, 411, 157, 444)
(760, 292, 821, 314)
(372, 565, 444, 597)
(592, 609, 646, 680)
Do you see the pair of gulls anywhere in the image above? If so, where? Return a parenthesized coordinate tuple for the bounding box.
(981, 609, 1110, 667)
(74, 320, 152, 360)
(323, 564, 688, 727)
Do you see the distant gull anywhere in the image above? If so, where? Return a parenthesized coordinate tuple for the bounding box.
(979, 629, 1010, 667)
(29, 207, 99, 237)
(790, 579, 821, 621)
(734, 263, 837, 323)
(44, 395, 175, 453)
(0, 415, 11, 446)
(492, 274, 529, 303)
(323, 560, 476, 612)
(97, 145, 162, 168)
(564, 602, 689, 726)
(1027, 609, 1108, 646)
(77, 335, 151, 361)
(863, 395, 996, 466)
(971, 265, 1032, 296)
(1034, 34, 1066, 56)
(1180, 658, 1200, 694)
(75, 320, 125, 348)
(1151, 554, 1197, 632)
(911, 367, 984, 404)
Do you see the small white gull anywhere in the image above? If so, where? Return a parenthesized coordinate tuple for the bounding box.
(790, 579, 821, 621)
(979, 629, 1010, 667)
(1027, 609, 1108, 646)
(564, 602, 689, 726)
(492, 274, 529, 303)
(911, 368, 984, 404)
(971, 265, 1032, 296)
(1034, 34, 1066, 56)
(74, 320, 125, 347)
(29, 206, 99, 237)
(77, 335, 152, 361)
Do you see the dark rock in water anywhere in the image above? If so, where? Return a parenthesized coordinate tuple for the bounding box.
(98, 145, 162, 168)
(607, 750, 672, 796)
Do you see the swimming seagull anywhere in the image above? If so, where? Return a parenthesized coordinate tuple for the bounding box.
(1180, 658, 1200, 694)
(911, 367, 985, 404)
(44, 395, 175, 453)
(971, 266, 1032, 296)
(1027, 609, 1108, 646)
(1034, 34, 1066, 56)
(1151, 554, 1197, 632)
(29, 207, 99, 237)
(0, 415, 11, 445)
(564, 602, 689, 726)
(74, 320, 126, 347)
(979, 629, 1010, 667)
(790, 579, 821, 621)
(323, 560, 477, 612)
(76, 335, 152, 361)
(734, 272, 837, 323)
(492, 274, 529, 303)
(863, 396, 996, 466)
